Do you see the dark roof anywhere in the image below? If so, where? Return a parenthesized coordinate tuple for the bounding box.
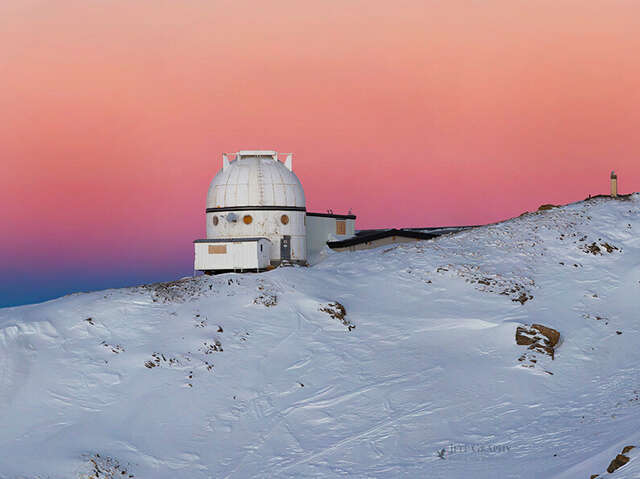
(353, 226, 473, 237)
(327, 229, 439, 249)
(327, 226, 474, 249)
(194, 237, 270, 244)
(306, 212, 356, 220)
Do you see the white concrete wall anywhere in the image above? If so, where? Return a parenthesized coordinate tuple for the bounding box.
(207, 210, 306, 263)
(194, 239, 271, 271)
(306, 216, 356, 263)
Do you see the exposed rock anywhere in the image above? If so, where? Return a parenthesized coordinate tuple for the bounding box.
(436, 263, 535, 305)
(320, 301, 355, 331)
(538, 204, 558, 211)
(606, 446, 634, 473)
(140, 277, 208, 303)
(516, 324, 560, 360)
(322, 302, 346, 320)
(581, 241, 619, 256)
(87, 453, 134, 478)
(144, 352, 180, 369)
(607, 454, 630, 473)
(531, 324, 560, 347)
(101, 341, 124, 354)
(512, 292, 533, 304)
(200, 339, 223, 354)
(515, 329, 537, 346)
(254, 293, 277, 307)
(583, 242, 602, 255)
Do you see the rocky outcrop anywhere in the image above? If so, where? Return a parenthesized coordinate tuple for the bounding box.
(320, 301, 355, 331)
(581, 242, 619, 255)
(516, 324, 560, 360)
(607, 446, 635, 473)
(538, 204, 558, 211)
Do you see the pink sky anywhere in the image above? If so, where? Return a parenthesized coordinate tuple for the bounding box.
(1, 0, 639, 305)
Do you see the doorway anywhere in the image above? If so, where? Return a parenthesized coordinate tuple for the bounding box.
(280, 235, 291, 261)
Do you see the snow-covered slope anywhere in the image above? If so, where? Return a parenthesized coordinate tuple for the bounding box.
(1, 195, 639, 479)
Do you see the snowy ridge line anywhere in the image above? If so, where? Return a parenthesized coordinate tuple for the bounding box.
(0, 194, 639, 478)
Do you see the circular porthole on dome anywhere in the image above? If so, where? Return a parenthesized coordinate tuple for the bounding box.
(281, 214, 289, 225)
(212, 216, 219, 226)
(243, 215, 253, 225)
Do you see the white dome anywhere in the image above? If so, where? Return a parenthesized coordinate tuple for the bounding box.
(206, 151, 305, 209)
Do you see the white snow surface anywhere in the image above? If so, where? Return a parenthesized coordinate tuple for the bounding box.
(1, 195, 640, 478)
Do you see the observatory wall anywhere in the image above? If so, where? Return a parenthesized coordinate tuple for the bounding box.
(206, 209, 306, 264)
(306, 213, 356, 262)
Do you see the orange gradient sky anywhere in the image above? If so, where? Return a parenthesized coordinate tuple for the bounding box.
(1, 0, 639, 306)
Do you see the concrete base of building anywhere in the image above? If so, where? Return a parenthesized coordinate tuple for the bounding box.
(201, 260, 307, 275)
(270, 260, 308, 267)
(203, 268, 268, 275)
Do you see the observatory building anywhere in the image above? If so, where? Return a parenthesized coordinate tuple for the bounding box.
(194, 150, 356, 273)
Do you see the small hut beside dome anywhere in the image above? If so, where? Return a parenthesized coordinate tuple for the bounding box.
(194, 150, 356, 273)
(305, 212, 356, 263)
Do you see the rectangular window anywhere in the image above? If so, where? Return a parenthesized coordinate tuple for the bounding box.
(208, 244, 227, 254)
(336, 220, 346, 235)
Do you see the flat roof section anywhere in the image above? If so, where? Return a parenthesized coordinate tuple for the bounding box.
(327, 229, 439, 248)
(193, 238, 270, 244)
(306, 212, 356, 220)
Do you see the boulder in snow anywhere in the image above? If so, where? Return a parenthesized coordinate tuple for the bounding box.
(606, 445, 635, 473)
(516, 324, 560, 359)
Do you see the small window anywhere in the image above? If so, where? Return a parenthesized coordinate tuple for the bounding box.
(260, 244, 263, 251)
(336, 220, 346, 235)
(208, 244, 227, 254)
(243, 215, 253, 225)
(281, 214, 289, 225)
(212, 216, 219, 226)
